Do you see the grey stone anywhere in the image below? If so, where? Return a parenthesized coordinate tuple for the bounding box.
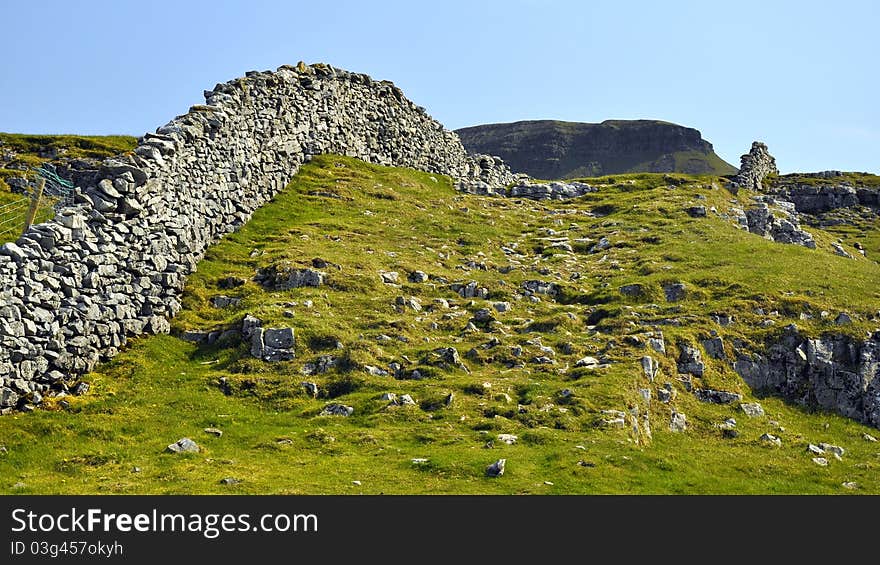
(663, 283, 687, 302)
(407, 271, 429, 283)
(640, 356, 658, 381)
(575, 356, 601, 368)
(486, 458, 506, 477)
(701, 337, 726, 360)
(619, 284, 645, 297)
(166, 437, 200, 454)
(379, 271, 399, 284)
(320, 403, 354, 417)
(740, 403, 765, 417)
(760, 433, 782, 447)
(694, 388, 742, 404)
(670, 411, 687, 432)
(256, 265, 324, 290)
(301, 381, 319, 398)
(676, 342, 704, 377)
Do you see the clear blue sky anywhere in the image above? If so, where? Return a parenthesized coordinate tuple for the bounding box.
(1, 0, 877, 174)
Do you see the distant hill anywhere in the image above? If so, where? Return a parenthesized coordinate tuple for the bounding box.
(456, 119, 737, 179)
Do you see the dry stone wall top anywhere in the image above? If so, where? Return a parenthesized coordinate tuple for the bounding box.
(0, 62, 517, 411)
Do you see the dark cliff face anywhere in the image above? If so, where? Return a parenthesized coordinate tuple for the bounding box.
(456, 119, 737, 179)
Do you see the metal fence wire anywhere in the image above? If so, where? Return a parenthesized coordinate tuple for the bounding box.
(35, 163, 75, 210)
(0, 165, 74, 240)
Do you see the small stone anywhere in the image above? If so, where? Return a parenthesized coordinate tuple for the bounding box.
(320, 403, 354, 417)
(408, 271, 429, 283)
(203, 427, 223, 437)
(670, 411, 687, 432)
(131, 467, 141, 473)
(863, 433, 877, 442)
(411, 458, 429, 465)
(486, 458, 506, 477)
(301, 381, 319, 397)
(575, 356, 601, 368)
(842, 481, 858, 490)
(166, 437, 200, 454)
(812, 457, 828, 467)
(807, 444, 825, 455)
(740, 403, 765, 417)
(834, 312, 852, 325)
(352, 480, 362, 486)
(380, 271, 399, 284)
(760, 433, 782, 447)
(220, 477, 242, 485)
(497, 434, 518, 445)
(663, 282, 687, 302)
(818, 443, 845, 457)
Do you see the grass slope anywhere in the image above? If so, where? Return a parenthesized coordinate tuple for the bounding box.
(1, 156, 880, 494)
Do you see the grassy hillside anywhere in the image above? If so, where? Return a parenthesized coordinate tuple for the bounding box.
(1, 155, 879, 494)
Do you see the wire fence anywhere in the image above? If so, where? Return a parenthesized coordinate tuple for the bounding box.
(0, 164, 74, 242)
(0, 196, 29, 240)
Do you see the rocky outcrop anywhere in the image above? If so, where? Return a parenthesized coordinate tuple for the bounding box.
(732, 141, 778, 190)
(734, 330, 880, 428)
(0, 62, 519, 411)
(766, 172, 880, 214)
(456, 119, 737, 179)
(743, 198, 816, 248)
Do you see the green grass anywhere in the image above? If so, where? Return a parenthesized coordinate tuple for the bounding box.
(1, 155, 880, 494)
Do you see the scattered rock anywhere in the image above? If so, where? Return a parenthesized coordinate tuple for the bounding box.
(676, 342, 704, 377)
(834, 312, 852, 325)
(812, 457, 828, 467)
(619, 283, 645, 297)
(701, 337, 726, 360)
(663, 282, 686, 302)
(255, 264, 325, 289)
(760, 433, 782, 447)
(740, 403, 765, 417)
(220, 477, 242, 485)
(819, 443, 845, 457)
(486, 458, 506, 477)
(669, 411, 687, 432)
(407, 271, 429, 283)
(320, 403, 354, 417)
(379, 271, 399, 284)
(640, 356, 658, 381)
(203, 427, 223, 437)
(301, 381, 319, 398)
(301, 355, 338, 376)
(497, 434, 518, 445)
(166, 438, 200, 454)
(694, 388, 742, 404)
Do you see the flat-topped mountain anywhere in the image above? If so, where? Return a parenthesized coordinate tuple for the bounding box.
(456, 119, 737, 179)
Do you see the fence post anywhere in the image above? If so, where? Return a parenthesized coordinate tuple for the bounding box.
(22, 177, 45, 235)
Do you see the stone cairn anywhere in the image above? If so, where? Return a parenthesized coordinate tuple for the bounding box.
(732, 141, 778, 190)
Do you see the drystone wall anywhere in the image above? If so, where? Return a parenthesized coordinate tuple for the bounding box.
(0, 62, 516, 412)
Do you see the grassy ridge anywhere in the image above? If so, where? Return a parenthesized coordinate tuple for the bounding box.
(1, 155, 879, 494)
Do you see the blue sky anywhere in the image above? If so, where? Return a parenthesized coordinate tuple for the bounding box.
(1, 0, 876, 173)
